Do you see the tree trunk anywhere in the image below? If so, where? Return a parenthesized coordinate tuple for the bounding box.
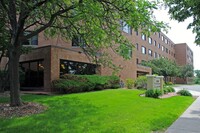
(9, 48, 22, 106)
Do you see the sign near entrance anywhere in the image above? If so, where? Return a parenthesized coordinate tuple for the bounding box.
(153, 77, 161, 88)
(146, 75, 164, 95)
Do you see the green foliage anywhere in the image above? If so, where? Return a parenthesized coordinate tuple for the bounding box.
(195, 70, 200, 78)
(0, 70, 7, 92)
(1, 0, 167, 106)
(134, 76, 147, 89)
(177, 89, 192, 96)
(52, 79, 95, 93)
(79, 75, 120, 89)
(0, 8, 9, 58)
(141, 58, 179, 79)
(52, 74, 120, 93)
(194, 70, 200, 84)
(178, 64, 194, 79)
(194, 77, 200, 84)
(1, 0, 166, 62)
(125, 78, 134, 89)
(145, 89, 162, 98)
(164, 0, 200, 44)
(0, 89, 195, 132)
(163, 86, 175, 94)
(165, 82, 173, 85)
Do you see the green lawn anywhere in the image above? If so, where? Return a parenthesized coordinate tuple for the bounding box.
(0, 89, 195, 133)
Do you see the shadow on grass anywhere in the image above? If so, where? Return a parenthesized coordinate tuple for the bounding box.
(0, 96, 101, 133)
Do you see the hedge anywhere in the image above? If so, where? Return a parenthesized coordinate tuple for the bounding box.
(52, 74, 120, 93)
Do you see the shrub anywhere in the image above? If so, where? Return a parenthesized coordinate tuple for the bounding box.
(145, 89, 162, 98)
(79, 75, 120, 90)
(165, 82, 173, 85)
(51, 79, 95, 93)
(145, 89, 154, 97)
(177, 89, 192, 96)
(125, 78, 134, 89)
(154, 89, 162, 98)
(163, 86, 175, 94)
(60, 74, 88, 82)
(134, 76, 147, 89)
(52, 74, 120, 93)
(194, 78, 200, 84)
(108, 76, 120, 89)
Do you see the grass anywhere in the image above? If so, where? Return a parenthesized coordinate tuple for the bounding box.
(0, 89, 195, 133)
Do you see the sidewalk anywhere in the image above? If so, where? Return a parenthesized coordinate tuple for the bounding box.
(166, 96, 200, 133)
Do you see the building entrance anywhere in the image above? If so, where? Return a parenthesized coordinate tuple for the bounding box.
(20, 59, 44, 89)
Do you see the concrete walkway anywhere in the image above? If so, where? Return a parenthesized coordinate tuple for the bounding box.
(173, 85, 200, 97)
(166, 85, 200, 133)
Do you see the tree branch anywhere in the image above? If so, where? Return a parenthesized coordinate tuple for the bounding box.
(24, 3, 80, 39)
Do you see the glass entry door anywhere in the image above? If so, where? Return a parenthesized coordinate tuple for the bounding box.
(20, 60, 44, 88)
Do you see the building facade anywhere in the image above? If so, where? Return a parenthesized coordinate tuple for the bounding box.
(0, 27, 194, 91)
(174, 43, 194, 84)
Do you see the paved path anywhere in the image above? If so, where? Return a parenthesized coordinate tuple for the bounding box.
(174, 85, 200, 96)
(166, 85, 200, 133)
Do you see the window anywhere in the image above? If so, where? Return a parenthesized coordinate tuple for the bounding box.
(121, 21, 132, 34)
(166, 48, 168, 53)
(141, 34, 146, 40)
(72, 36, 86, 47)
(136, 58, 139, 64)
(128, 49, 132, 58)
(136, 43, 139, 50)
(141, 46, 146, 54)
(154, 40, 157, 46)
(161, 35, 164, 41)
(148, 37, 152, 44)
(154, 52, 157, 58)
(158, 43, 161, 49)
(162, 46, 165, 51)
(20, 59, 44, 87)
(148, 49, 152, 56)
(22, 31, 38, 45)
(158, 32, 161, 38)
(60, 59, 96, 76)
(165, 38, 168, 44)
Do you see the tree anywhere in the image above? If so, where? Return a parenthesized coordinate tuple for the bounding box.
(0, 6, 9, 62)
(0, 6, 9, 92)
(164, 0, 200, 44)
(195, 70, 200, 78)
(194, 70, 200, 84)
(141, 58, 179, 82)
(178, 64, 193, 81)
(0, 0, 165, 106)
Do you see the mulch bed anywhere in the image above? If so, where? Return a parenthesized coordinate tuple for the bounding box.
(159, 92, 178, 98)
(140, 92, 178, 98)
(0, 102, 47, 118)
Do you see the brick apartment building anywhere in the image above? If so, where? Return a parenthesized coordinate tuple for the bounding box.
(174, 43, 194, 84)
(0, 26, 194, 91)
